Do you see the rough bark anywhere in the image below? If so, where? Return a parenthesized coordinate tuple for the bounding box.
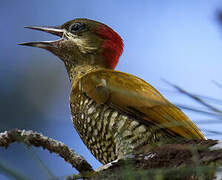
(0, 129, 93, 174)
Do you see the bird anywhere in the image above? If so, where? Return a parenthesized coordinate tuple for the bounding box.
(19, 18, 206, 165)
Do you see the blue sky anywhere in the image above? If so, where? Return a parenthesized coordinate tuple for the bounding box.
(1, 1, 222, 179)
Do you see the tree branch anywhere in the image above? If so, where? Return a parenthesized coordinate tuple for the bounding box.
(2, 129, 222, 179)
(0, 129, 94, 174)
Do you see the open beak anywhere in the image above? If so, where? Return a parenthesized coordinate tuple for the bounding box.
(19, 26, 65, 48)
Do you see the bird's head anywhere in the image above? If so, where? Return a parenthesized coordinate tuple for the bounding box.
(19, 18, 123, 71)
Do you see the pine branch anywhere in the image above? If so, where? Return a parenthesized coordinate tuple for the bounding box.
(89, 139, 221, 180)
(1, 129, 222, 180)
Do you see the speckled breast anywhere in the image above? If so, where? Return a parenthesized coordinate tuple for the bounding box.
(70, 92, 167, 164)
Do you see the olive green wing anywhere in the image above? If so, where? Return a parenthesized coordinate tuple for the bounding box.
(76, 69, 206, 140)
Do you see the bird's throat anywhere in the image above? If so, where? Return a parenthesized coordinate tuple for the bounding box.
(68, 64, 104, 85)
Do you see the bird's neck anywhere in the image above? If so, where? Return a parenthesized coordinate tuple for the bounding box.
(67, 64, 105, 85)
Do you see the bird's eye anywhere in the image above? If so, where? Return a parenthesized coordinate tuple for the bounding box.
(69, 23, 85, 33)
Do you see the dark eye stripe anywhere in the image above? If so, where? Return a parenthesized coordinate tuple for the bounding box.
(69, 23, 85, 33)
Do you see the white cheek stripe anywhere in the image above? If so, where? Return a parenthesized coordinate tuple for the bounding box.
(65, 32, 98, 53)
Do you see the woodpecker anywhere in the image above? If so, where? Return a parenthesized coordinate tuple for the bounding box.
(20, 18, 206, 164)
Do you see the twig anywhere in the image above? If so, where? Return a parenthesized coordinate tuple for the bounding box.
(24, 146, 57, 179)
(176, 104, 222, 117)
(213, 80, 222, 89)
(0, 129, 94, 174)
(161, 88, 222, 105)
(0, 158, 31, 180)
(163, 79, 222, 113)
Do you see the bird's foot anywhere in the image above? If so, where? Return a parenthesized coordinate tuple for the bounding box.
(96, 154, 135, 172)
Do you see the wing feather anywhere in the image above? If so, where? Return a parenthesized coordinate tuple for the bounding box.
(75, 68, 206, 140)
